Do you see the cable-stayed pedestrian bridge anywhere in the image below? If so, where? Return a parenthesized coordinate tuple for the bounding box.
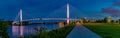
(12, 4, 80, 24)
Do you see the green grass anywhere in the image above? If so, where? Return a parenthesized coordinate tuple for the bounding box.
(83, 23, 120, 38)
(24, 25, 75, 38)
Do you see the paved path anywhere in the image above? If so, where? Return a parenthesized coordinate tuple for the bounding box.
(66, 25, 102, 38)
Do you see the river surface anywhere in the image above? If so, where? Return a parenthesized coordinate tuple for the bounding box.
(7, 24, 59, 38)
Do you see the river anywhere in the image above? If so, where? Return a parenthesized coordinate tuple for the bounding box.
(7, 24, 59, 38)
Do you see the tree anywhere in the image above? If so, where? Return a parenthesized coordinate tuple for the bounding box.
(0, 19, 9, 38)
(102, 17, 107, 23)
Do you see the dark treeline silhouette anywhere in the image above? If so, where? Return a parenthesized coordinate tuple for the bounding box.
(0, 19, 10, 38)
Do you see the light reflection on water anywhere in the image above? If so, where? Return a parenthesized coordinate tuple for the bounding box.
(8, 24, 59, 38)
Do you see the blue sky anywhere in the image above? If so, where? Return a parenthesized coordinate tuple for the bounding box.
(0, 0, 120, 20)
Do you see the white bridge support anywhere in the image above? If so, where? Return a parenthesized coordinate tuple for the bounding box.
(20, 9, 23, 37)
(67, 3, 70, 24)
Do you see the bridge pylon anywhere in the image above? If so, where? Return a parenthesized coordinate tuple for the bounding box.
(67, 3, 70, 25)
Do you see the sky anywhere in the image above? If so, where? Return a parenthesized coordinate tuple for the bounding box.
(0, 0, 120, 20)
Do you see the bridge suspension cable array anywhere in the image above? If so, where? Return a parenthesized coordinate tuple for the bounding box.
(12, 4, 81, 24)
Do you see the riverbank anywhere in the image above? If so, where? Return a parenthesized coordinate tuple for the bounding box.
(24, 25, 75, 38)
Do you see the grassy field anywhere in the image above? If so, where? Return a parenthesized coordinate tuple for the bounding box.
(83, 23, 120, 38)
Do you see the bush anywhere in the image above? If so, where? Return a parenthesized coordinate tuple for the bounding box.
(24, 25, 75, 38)
(0, 20, 9, 38)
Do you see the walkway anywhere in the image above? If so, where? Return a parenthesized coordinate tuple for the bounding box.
(66, 25, 102, 38)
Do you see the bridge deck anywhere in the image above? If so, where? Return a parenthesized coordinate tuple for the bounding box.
(66, 25, 102, 38)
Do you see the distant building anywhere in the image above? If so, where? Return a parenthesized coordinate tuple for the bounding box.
(82, 17, 88, 23)
(58, 22, 64, 28)
(107, 16, 112, 23)
(76, 20, 83, 24)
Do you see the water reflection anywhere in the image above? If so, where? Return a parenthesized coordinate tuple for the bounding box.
(8, 24, 59, 38)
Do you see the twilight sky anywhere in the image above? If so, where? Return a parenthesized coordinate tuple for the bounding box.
(0, 0, 120, 20)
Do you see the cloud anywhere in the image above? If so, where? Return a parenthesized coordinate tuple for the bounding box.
(102, 1, 120, 17)
(102, 7, 120, 16)
(114, 1, 120, 6)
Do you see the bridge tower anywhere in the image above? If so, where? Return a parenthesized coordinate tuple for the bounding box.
(67, 3, 70, 25)
(19, 9, 24, 38)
